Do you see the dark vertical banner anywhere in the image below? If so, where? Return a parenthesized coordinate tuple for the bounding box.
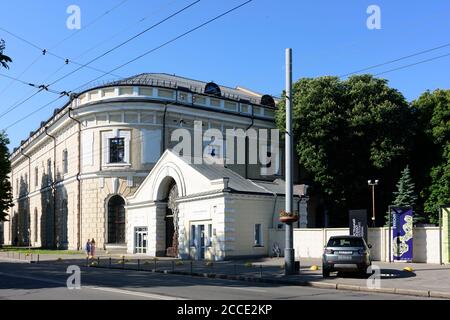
(349, 209, 368, 242)
(392, 207, 413, 262)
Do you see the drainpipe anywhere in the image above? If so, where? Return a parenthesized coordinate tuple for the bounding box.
(45, 126, 57, 249)
(20, 148, 31, 245)
(68, 107, 82, 251)
(244, 107, 255, 179)
(161, 103, 168, 154)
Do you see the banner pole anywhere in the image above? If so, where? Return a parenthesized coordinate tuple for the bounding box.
(388, 205, 391, 263)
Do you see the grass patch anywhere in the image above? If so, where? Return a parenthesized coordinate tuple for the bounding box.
(0, 247, 81, 255)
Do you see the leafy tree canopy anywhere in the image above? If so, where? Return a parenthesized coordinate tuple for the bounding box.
(276, 75, 413, 224)
(0, 131, 12, 221)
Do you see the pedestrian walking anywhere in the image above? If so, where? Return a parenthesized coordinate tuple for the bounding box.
(90, 239, 96, 259)
(85, 239, 91, 259)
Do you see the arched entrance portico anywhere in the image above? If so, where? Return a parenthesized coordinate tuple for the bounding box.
(156, 177, 179, 257)
(107, 195, 126, 244)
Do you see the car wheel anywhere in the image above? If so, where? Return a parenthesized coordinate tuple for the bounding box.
(322, 266, 331, 278)
(358, 265, 368, 278)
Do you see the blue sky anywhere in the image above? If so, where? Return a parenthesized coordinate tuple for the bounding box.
(1, 0, 449, 149)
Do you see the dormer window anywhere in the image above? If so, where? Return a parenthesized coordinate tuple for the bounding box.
(204, 82, 221, 96)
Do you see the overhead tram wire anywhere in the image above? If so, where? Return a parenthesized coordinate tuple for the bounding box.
(3, 94, 66, 130)
(3, 0, 254, 131)
(49, 0, 130, 50)
(0, 0, 200, 121)
(0, 27, 123, 78)
(339, 42, 450, 78)
(20, 0, 179, 96)
(72, 0, 254, 92)
(0, 0, 130, 96)
(48, 0, 202, 86)
(373, 52, 450, 77)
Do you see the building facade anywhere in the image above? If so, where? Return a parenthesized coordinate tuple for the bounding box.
(5, 73, 306, 258)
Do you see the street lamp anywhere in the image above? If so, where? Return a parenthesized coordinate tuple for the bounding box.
(368, 179, 379, 227)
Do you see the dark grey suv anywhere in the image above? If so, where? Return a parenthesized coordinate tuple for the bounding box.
(322, 235, 372, 278)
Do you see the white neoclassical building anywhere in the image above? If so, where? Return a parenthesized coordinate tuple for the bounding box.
(4, 73, 308, 259)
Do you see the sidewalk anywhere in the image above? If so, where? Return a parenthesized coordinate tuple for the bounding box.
(2, 252, 449, 298)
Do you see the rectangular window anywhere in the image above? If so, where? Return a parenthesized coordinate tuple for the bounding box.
(62, 149, 68, 174)
(240, 104, 250, 113)
(139, 87, 153, 96)
(178, 92, 188, 102)
(119, 87, 133, 96)
(254, 224, 262, 246)
(193, 95, 206, 105)
(210, 98, 221, 107)
(207, 224, 213, 247)
(158, 89, 174, 99)
(16, 178, 18, 196)
(224, 101, 237, 111)
(102, 88, 115, 98)
(109, 113, 122, 123)
(47, 159, 52, 185)
(191, 225, 196, 246)
(109, 138, 125, 163)
(35, 167, 38, 187)
(264, 109, 275, 118)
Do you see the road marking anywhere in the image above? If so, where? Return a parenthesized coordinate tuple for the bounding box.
(84, 286, 186, 300)
(0, 271, 185, 300)
(225, 286, 267, 293)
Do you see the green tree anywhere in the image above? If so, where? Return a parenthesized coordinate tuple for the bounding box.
(276, 75, 413, 225)
(0, 131, 12, 222)
(393, 166, 417, 207)
(413, 90, 450, 224)
(0, 39, 12, 69)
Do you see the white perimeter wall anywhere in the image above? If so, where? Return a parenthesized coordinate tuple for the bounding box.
(269, 227, 443, 264)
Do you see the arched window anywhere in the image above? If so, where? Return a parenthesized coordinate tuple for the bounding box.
(107, 195, 126, 244)
(260, 95, 275, 108)
(34, 208, 38, 243)
(204, 82, 221, 96)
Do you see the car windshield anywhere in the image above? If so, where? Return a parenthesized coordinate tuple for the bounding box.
(327, 238, 364, 247)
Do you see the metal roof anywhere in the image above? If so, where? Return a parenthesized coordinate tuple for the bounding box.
(92, 73, 272, 105)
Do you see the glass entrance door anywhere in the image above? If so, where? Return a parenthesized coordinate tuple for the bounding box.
(134, 227, 147, 254)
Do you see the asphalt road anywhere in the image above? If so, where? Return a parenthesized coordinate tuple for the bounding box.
(0, 259, 428, 300)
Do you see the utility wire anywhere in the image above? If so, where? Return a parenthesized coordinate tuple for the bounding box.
(0, 27, 122, 78)
(49, 0, 130, 50)
(374, 52, 450, 76)
(340, 42, 450, 78)
(4, 0, 254, 130)
(0, 0, 130, 96)
(73, 0, 253, 92)
(48, 0, 202, 86)
(37, 0, 178, 87)
(0, 0, 199, 121)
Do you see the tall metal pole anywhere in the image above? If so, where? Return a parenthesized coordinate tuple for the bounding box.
(372, 185, 376, 227)
(284, 48, 295, 275)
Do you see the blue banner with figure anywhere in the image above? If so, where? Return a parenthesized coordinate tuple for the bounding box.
(392, 207, 413, 262)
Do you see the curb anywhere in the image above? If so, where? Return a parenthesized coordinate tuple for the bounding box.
(429, 291, 450, 299)
(395, 288, 430, 297)
(88, 264, 450, 299)
(0, 257, 32, 264)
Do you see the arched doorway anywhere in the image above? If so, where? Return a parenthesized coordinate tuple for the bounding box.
(107, 195, 125, 244)
(165, 181, 179, 257)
